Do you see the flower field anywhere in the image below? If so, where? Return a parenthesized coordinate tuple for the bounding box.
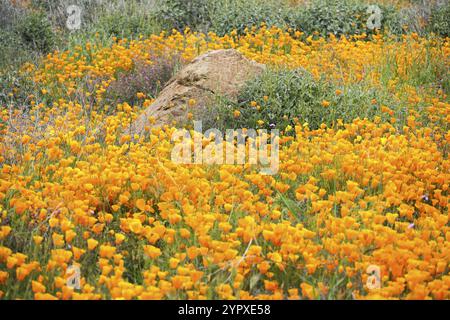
(0, 0, 449, 300)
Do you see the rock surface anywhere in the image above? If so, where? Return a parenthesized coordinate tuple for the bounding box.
(130, 49, 265, 135)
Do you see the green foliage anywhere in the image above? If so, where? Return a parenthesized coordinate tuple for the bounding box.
(17, 12, 55, 53)
(98, 10, 161, 39)
(285, 0, 403, 38)
(0, 0, 33, 69)
(0, 30, 29, 71)
(0, 67, 38, 109)
(156, 0, 290, 35)
(429, 2, 450, 37)
(203, 69, 391, 132)
(156, 0, 405, 39)
(27, 0, 162, 48)
(156, 0, 213, 32)
(380, 5, 405, 35)
(209, 0, 287, 36)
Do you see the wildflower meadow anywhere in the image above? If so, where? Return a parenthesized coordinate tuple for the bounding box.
(0, 0, 449, 302)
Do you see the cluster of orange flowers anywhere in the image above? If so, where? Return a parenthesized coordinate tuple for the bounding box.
(0, 27, 449, 300)
(33, 29, 448, 84)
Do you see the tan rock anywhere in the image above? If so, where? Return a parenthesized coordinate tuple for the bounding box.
(129, 49, 265, 136)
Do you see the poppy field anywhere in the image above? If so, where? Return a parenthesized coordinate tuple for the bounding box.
(0, 0, 449, 300)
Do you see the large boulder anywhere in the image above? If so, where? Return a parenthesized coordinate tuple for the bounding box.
(130, 49, 265, 136)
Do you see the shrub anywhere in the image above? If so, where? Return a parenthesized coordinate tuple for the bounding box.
(156, 0, 213, 32)
(209, 0, 288, 36)
(202, 69, 392, 132)
(285, 0, 403, 38)
(0, 0, 36, 69)
(17, 12, 55, 53)
(98, 10, 161, 39)
(429, 2, 450, 37)
(0, 30, 29, 71)
(156, 0, 290, 36)
(0, 0, 45, 105)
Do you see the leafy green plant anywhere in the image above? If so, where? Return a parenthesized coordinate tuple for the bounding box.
(156, 0, 213, 32)
(209, 0, 288, 36)
(0, 30, 29, 71)
(17, 12, 55, 53)
(429, 2, 450, 37)
(98, 10, 161, 39)
(0, 0, 35, 69)
(201, 68, 392, 132)
(285, 0, 403, 38)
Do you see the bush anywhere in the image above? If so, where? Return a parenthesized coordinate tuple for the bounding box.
(209, 0, 287, 36)
(0, 1, 35, 69)
(0, 30, 29, 71)
(156, 0, 405, 39)
(202, 69, 392, 132)
(17, 12, 55, 53)
(156, 0, 213, 32)
(98, 10, 161, 39)
(285, 0, 403, 38)
(429, 2, 450, 37)
(156, 0, 288, 35)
